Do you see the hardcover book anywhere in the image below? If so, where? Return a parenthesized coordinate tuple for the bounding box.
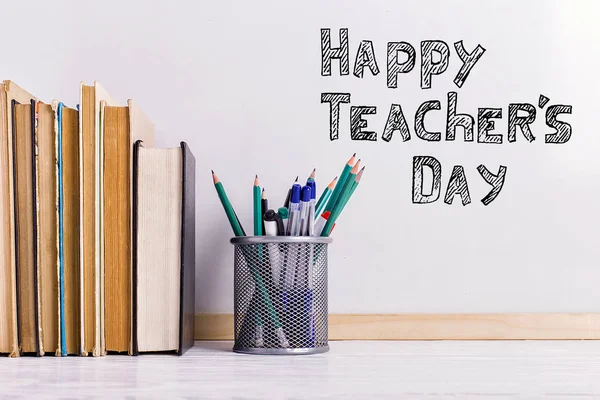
(13, 100, 40, 356)
(54, 101, 80, 356)
(103, 100, 155, 354)
(0, 81, 37, 357)
(132, 141, 195, 356)
(35, 101, 59, 356)
(79, 82, 118, 356)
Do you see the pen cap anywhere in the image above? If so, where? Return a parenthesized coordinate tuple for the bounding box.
(301, 185, 311, 202)
(291, 184, 302, 204)
(307, 180, 316, 200)
(277, 207, 289, 220)
(264, 209, 277, 221)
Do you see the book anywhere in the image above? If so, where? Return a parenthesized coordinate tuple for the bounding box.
(35, 102, 60, 356)
(79, 82, 118, 356)
(103, 100, 155, 353)
(0, 81, 36, 357)
(132, 141, 195, 356)
(13, 100, 40, 356)
(54, 101, 80, 356)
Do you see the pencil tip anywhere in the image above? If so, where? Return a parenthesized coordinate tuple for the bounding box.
(295, 176, 299, 182)
(211, 169, 214, 174)
(360, 166, 365, 171)
(353, 152, 356, 157)
(327, 176, 337, 189)
(255, 174, 258, 179)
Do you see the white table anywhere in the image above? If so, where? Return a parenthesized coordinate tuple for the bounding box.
(1, 341, 600, 399)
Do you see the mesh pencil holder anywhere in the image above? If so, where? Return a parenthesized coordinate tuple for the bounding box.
(230, 236, 332, 355)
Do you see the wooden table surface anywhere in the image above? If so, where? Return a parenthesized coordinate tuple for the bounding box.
(1, 341, 600, 399)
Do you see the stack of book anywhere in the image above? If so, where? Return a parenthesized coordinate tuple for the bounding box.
(0, 81, 195, 357)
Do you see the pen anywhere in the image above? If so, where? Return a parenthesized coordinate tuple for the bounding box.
(274, 212, 285, 236)
(278, 207, 288, 235)
(306, 179, 316, 236)
(283, 176, 298, 209)
(261, 189, 268, 234)
(299, 185, 311, 236)
(264, 209, 278, 236)
(286, 184, 301, 236)
(264, 209, 281, 288)
(283, 184, 301, 294)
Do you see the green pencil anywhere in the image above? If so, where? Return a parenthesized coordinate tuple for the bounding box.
(324, 153, 356, 214)
(338, 166, 364, 212)
(212, 170, 245, 236)
(335, 159, 360, 209)
(253, 175, 262, 236)
(315, 176, 337, 219)
(213, 171, 286, 345)
(322, 166, 364, 236)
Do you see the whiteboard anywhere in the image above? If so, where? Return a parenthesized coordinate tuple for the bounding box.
(2, 0, 599, 314)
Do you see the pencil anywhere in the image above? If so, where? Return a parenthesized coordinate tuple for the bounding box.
(324, 153, 355, 214)
(232, 208, 246, 236)
(340, 166, 364, 211)
(335, 159, 360, 210)
(322, 166, 364, 236)
(253, 175, 263, 236)
(212, 170, 245, 236)
(315, 176, 337, 219)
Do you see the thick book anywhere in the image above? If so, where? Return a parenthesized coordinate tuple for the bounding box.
(132, 141, 195, 356)
(0, 81, 37, 357)
(35, 102, 60, 356)
(54, 101, 80, 356)
(79, 82, 118, 356)
(13, 100, 40, 356)
(103, 101, 155, 354)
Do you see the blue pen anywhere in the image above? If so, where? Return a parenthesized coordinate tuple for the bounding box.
(306, 180, 316, 236)
(282, 184, 302, 325)
(305, 177, 317, 343)
(286, 184, 302, 237)
(299, 186, 311, 236)
(282, 184, 301, 307)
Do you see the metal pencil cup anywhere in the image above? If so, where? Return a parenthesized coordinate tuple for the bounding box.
(230, 236, 332, 355)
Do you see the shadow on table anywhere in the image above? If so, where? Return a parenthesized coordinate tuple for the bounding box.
(194, 341, 233, 353)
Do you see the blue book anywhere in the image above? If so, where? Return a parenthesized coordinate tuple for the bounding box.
(54, 102, 80, 356)
(56, 102, 67, 356)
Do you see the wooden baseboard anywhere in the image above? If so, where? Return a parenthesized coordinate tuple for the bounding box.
(195, 313, 600, 340)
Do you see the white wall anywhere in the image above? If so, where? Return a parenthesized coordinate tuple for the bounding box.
(3, 0, 600, 313)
